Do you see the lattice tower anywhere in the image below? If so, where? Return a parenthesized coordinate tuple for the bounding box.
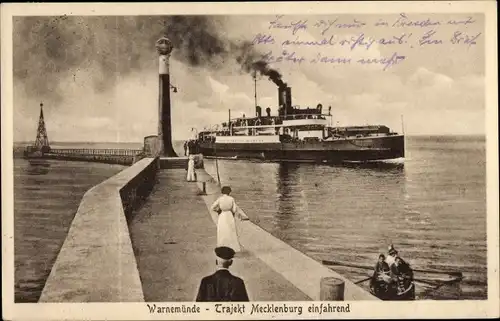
(34, 103, 50, 149)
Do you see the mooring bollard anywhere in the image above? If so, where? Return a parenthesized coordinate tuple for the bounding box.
(201, 182, 207, 195)
(320, 277, 345, 301)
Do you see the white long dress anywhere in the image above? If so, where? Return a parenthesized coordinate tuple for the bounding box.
(210, 195, 242, 252)
(186, 156, 196, 181)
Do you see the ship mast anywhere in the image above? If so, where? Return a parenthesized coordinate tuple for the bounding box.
(253, 70, 257, 109)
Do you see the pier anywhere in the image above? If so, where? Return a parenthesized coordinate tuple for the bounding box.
(32, 36, 377, 303)
(39, 156, 377, 302)
(39, 148, 144, 165)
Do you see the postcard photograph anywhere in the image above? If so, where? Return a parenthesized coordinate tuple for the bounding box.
(1, 1, 498, 320)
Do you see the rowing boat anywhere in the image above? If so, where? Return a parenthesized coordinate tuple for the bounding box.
(369, 273, 415, 301)
(322, 259, 463, 301)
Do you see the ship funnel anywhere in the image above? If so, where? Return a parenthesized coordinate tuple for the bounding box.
(285, 87, 292, 111)
(278, 85, 294, 115)
(278, 85, 286, 108)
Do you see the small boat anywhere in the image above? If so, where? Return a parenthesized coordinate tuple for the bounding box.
(322, 259, 462, 301)
(370, 272, 415, 301)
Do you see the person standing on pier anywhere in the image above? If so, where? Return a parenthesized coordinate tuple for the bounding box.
(210, 186, 243, 252)
(184, 141, 188, 156)
(186, 154, 196, 182)
(195, 246, 249, 302)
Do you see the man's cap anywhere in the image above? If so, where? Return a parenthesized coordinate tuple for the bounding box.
(215, 246, 235, 260)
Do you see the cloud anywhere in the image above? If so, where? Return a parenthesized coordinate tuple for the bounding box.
(12, 14, 485, 142)
(407, 67, 454, 89)
(330, 67, 485, 135)
(208, 77, 230, 95)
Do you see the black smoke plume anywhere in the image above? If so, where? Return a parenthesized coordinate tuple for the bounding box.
(13, 15, 285, 106)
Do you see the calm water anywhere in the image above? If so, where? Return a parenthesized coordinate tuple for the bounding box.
(12, 137, 487, 301)
(203, 136, 487, 300)
(13, 158, 126, 302)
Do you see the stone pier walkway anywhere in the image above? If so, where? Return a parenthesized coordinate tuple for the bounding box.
(128, 169, 310, 302)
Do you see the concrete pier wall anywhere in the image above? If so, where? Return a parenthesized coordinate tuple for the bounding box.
(196, 168, 378, 301)
(39, 157, 159, 302)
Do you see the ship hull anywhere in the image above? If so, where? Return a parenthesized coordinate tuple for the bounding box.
(198, 135, 404, 163)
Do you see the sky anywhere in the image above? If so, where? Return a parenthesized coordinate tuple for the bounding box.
(12, 13, 485, 142)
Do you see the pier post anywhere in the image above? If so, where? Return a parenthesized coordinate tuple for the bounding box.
(156, 36, 177, 157)
(320, 277, 345, 301)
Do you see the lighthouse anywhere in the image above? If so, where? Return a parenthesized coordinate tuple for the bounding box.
(155, 36, 177, 157)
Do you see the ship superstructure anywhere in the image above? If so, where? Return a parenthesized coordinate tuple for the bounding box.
(196, 81, 405, 163)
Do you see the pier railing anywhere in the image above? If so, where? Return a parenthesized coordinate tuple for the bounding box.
(49, 148, 143, 156)
(23, 147, 145, 166)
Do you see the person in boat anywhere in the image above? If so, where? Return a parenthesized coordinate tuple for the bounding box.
(373, 254, 391, 279)
(390, 256, 414, 296)
(370, 254, 392, 297)
(386, 244, 399, 266)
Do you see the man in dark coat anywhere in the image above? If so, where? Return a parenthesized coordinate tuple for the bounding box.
(195, 246, 249, 302)
(370, 254, 392, 299)
(391, 256, 414, 296)
(371, 254, 391, 283)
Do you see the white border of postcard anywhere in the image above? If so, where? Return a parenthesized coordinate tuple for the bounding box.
(2, 1, 499, 320)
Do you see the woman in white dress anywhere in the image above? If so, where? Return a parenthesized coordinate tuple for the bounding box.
(210, 186, 243, 252)
(186, 155, 196, 182)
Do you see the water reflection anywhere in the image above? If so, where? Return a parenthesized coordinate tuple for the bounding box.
(203, 137, 487, 299)
(336, 160, 406, 172)
(270, 161, 409, 252)
(25, 160, 51, 175)
(274, 162, 300, 234)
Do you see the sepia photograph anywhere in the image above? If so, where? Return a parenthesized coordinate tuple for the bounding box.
(2, 1, 498, 320)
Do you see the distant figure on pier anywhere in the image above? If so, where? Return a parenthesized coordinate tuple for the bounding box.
(195, 246, 249, 302)
(193, 139, 200, 154)
(186, 140, 192, 156)
(210, 186, 244, 252)
(186, 154, 196, 182)
(184, 141, 188, 156)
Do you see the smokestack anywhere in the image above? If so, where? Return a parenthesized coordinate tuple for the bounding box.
(278, 85, 287, 109)
(286, 87, 292, 111)
(156, 36, 177, 157)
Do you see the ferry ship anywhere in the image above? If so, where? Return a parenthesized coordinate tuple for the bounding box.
(195, 83, 405, 163)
